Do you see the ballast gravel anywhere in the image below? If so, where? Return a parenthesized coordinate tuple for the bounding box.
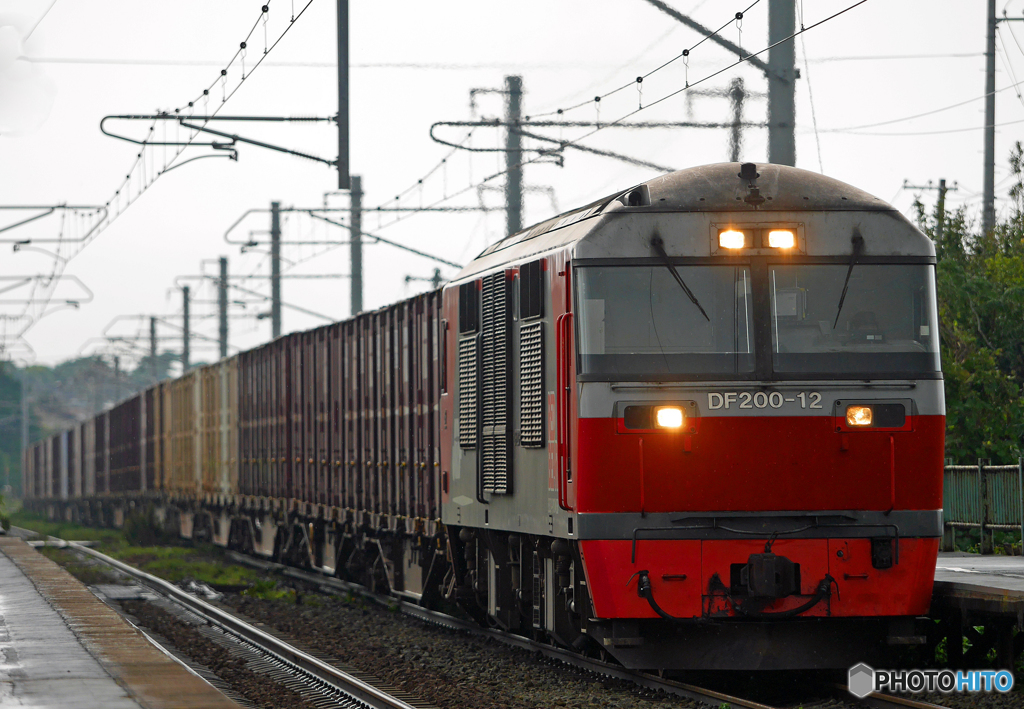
(120, 598, 318, 709)
(224, 591, 695, 709)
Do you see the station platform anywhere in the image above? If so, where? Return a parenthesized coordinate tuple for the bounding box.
(931, 552, 1024, 668)
(934, 551, 1024, 611)
(0, 536, 240, 709)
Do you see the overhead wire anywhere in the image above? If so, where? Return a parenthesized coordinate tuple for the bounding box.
(20, 0, 318, 347)
(998, 26, 1024, 109)
(529, 0, 762, 120)
(796, 0, 823, 173)
(369, 0, 869, 236)
(821, 79, 1024, 133)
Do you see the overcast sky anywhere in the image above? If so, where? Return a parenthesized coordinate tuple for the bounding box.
(1, 0, 1022, 367)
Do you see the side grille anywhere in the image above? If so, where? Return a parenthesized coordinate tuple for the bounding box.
(458, 336, 478, 447)
(481, 272, 511, 494)
(519, 322, 544, 447)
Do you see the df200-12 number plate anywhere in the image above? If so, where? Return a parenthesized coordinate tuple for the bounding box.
(706, 391, 822, 410)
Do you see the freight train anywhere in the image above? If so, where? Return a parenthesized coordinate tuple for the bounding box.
(24, 163, 943, 670)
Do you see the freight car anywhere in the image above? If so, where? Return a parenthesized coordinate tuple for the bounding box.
(25, 163, 943, 671)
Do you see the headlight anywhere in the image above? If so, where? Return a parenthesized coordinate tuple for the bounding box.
(767, 229, 796, 248)
(846, 405, 873, 427)
(655, 406, 684, 428)
(719, 230, 747, 249)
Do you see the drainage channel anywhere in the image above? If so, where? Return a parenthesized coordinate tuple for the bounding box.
(60, 540, 436, 709)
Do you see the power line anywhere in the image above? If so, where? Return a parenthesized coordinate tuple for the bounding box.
(821, 79, 1024, 132)
(529, 0, 762, 120)
(838, 117, 1024, 137)
(796, 0, 824, 173)
(369, 0, 868, 236)
(18, 0, 318, 344)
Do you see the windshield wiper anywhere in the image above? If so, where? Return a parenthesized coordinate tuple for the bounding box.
(650, 235, 710, 322)
(833, 233, 865, 329)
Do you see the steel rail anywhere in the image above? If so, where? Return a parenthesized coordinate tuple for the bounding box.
(226, 553, 783, 709)
(64, 541, 426, 709)
(233, 555, 951, 709)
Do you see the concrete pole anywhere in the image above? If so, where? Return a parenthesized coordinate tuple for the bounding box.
(729, 77, 745, 162)
(505, 75, 524, 236)
(983, 0, 997, 236)
(350, 175, 363, 316)
(150, 316, 158, 381)
(20, 374, 28, 496)
(271, 201, 282, 338)
(182, 285, 191, 372)
(767, 0, 796, 166)
(218, 256, 229, 359)
(336, 0, 350, 190)
(937, 179, 948, 244)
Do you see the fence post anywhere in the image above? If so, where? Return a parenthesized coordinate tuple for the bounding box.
(1019, 456, 1023, 554)
(979, 458, 989, 554)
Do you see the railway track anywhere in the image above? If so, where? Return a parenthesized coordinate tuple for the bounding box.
(37, 535, 435, 709)
(18, 527, 951, 709)
(222, 551, 950, 709)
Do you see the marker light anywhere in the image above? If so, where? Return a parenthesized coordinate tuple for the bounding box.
(719, 230, 747, 249)
(768, 229, 796, 248)
(846, 405, 873, 427)
(655, 406, 685, 428)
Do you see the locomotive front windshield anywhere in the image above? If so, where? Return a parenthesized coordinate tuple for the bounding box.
(576, 265, 755, 376)
(575, 262, 939, 378)
(770, 264, 939, 375)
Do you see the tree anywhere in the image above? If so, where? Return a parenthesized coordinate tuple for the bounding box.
(917, 142, 1024, 461)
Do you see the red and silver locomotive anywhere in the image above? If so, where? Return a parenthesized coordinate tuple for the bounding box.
(440, 162, 942, 669)
(25, 162, 942, 671)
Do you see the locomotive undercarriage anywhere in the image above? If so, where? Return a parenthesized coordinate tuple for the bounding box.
(444, 525, 592, 651)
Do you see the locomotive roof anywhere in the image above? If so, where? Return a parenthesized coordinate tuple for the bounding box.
(457, 163, 913, 283)
(477, 163, 891, 251)
(642, 162, 891, 213)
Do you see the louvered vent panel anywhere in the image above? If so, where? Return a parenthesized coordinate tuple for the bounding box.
(481, 272, 511, 494)
(519, 322, 544, 447)
(458, 337, 478, 447)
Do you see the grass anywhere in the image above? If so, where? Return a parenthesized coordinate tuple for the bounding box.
(9, 509, 125, 548)
(11, 509, 265, 590)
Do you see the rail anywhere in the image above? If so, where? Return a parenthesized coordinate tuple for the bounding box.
(226, 552, 947, 709)
(64, 540, 427, 709)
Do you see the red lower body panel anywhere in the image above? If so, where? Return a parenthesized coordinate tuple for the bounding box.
(575, 415, 945, 513)
(579, 537, 937, 619)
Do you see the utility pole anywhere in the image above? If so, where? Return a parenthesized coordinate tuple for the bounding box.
(336, 0, 350, 190)
(641, 0, 793, 166)
(505, 75, 524, 236)
(182, 285, 191, 372)
(984, 0, 997, 236)
(767, 0, 796, 166)
(982, 5, 1024, 235)
(728, 78, 746, 162)
(350, 176, 363, 316)
(405, 268, 444, 291)
(218, 256, 228, 359)
(270, 201, 282, 338)
(20, 374, 28, 497)
(150, 316, 158, 381)
(904, 178, 959, 244)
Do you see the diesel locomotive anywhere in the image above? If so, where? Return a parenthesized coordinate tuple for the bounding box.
(25, 163, 943, 670)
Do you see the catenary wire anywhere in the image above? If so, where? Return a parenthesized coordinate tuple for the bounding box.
(529, 0, 761, 120)
(371, 0, 869, 236)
